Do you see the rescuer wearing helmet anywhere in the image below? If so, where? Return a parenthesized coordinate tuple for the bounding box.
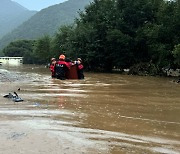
(55, 54, 70, 80)
(49, 57, 56, 78)
(75, 58, 84, 79)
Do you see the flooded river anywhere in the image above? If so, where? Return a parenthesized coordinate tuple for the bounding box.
(0, 65, 180, 154)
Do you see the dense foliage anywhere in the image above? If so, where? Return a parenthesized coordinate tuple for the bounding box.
(173, 44, 180, 67)
(2, 40, 36, 64)
(52, 0, 180, 72)
(1, 0, 180, 74)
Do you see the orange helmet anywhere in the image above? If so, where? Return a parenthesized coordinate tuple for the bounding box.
(59, 54, 65, 60)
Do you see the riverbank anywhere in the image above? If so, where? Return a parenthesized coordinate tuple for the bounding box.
(112, 63, 180, 83)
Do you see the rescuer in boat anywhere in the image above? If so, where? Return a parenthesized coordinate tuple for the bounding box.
(49, 58, 56, 78)
(55, 54, 70, 80)
(75, 58, 84, 79)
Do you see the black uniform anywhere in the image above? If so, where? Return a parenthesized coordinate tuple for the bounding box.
(55, 61, 69, 80)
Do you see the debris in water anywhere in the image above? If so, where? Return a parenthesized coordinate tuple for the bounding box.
(34, 102, 41, 107)
(3, 92, 24, 102)
(8, 132, 26, 140)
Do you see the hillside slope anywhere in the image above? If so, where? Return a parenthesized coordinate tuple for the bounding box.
(0, 0, 37, 39)
(0, 0, 92, 49)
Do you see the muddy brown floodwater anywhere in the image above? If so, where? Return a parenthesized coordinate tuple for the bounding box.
(0, 65, 180, 154)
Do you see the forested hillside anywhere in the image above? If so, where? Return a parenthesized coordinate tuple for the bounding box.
(0, 0, 37, 39)
(0, 0, 92, 50)
(2, 0, 180, 75)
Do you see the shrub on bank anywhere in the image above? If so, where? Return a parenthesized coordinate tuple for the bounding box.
(128, 63, 160, 76)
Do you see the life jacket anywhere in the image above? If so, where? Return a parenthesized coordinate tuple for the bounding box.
(49, 63, 56, 77)
(78, 64, 84, 70)
(55, 60, 69, 80)
(77, 64, 84, 79)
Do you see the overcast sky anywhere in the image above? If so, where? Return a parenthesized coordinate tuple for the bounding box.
(12, 0, 68, 11)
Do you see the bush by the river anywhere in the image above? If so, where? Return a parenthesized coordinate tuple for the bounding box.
(128, 63, 160, 76)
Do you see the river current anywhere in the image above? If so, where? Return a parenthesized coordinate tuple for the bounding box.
(0, 65, 180, 154)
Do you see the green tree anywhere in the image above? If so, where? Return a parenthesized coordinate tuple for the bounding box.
(51, 25, 75, 59)
(2, 40, 35, 64)
(173, 44, 180, 67)
(71, 0, 165, 71)
(33, 35, 51, 64)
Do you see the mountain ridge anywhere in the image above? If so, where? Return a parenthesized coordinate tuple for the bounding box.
(0, 0, 37, 39)
(0, 0, 92, 49)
